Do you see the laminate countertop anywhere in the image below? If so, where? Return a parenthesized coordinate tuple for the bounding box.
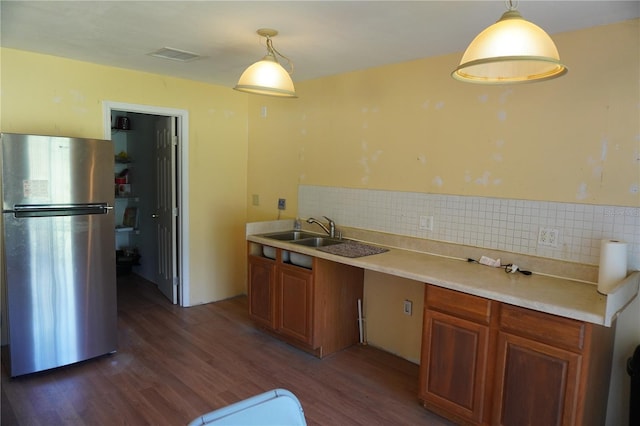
(247, 221, 638, 327)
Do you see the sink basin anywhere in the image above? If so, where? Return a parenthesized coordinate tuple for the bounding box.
(290, 252, 313, 269)
(262, 231, 319, 241)
(291, 237, 344, 247)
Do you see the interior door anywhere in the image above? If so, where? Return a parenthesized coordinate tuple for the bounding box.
(155, 117, 177, 303)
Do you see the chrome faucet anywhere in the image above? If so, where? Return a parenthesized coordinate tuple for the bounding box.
(307, 216, 336, 238)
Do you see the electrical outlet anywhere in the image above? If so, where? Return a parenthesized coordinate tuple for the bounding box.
(403, 300, 413, 316)
(277, 198, 286, 210)
(252, 194, 259, 206)
(538, 227, 559, 247)
(419, 215, 433, 231)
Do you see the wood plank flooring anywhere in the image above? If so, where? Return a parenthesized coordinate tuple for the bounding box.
(1, 274, 454, 425)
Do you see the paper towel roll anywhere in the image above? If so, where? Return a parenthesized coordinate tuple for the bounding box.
(597, 239, 628, 294)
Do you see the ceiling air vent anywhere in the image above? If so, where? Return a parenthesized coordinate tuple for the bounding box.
(149, 47, 201, 62)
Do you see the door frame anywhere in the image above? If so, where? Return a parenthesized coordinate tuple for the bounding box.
(102, 101, 190, 307)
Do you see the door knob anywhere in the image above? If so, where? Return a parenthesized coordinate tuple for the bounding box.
(151, 213, 159, 218)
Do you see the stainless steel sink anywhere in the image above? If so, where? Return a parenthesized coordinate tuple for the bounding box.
(258, 231, 346, 268)
(262, 231, 320, 241)
(291, 237, 344, 247)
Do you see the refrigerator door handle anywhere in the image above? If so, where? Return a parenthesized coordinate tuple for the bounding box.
(12, 203, 112, 218)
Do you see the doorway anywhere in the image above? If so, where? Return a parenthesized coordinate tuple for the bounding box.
(103, 101, 190, 306)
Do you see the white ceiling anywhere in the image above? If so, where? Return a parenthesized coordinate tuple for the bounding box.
(2, 1, 639, 88)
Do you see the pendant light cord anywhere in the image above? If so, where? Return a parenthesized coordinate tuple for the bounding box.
(505, 0, 519, 11)
(265, 36, 295, 76)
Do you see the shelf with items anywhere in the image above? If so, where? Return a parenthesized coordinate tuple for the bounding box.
(115, 206, 139, 231)
(112, 115, 131, 132)
(114, 160, 133, 198)
(115, 151, 132, 164)
(111, 118, 140, 258)
(115, 185, 135, 198)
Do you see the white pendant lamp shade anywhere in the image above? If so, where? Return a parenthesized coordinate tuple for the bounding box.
(234, 29, 297, 98)
(452, 10, 567, 84)
(235, 54, 296, 97)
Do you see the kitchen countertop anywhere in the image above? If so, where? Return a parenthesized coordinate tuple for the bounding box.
(246, 221, 639, 327)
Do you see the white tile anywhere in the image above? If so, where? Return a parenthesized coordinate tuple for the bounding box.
(298, 185, 640, 270)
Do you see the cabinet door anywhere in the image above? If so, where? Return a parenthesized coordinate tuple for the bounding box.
(492, 331, 581, 426)
(248, 255, 276, 330)
(277, 264, 314, 346)
(419, 310, 489, 424)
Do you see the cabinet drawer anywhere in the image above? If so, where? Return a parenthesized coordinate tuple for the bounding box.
(499, 304, 586, 352)
(425, 285, 492, 325)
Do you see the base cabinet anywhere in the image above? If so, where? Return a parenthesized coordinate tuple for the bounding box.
(278, 264, 314, 345)
(419, 285, 495, 424)
(248, 245, 364, 358)
(492, 331, 581, 426)
(419, 285, 615, 426)
(420, 311, 489, 423)
(248, 255, 276, 329)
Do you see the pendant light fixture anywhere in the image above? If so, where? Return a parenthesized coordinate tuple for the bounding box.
(452, 1, 567, 84)
(234, 28, 297, 98)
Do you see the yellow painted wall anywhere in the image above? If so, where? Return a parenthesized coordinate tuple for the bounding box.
(247, 19, 640, 223)
(246, 20, 640, 359)
(364, 271, 425, 363)
(1, 48, 249, 305)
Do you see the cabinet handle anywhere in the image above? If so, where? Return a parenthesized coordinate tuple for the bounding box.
(151, 213, 159, 218)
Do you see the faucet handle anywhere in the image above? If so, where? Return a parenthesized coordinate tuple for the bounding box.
(323, 216, 336, 238)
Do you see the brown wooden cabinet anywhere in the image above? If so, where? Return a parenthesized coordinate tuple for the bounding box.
(247, 254, 276, 329)
(492, 330, 581, 425)
(278, 263, 314, 345)
(419, 285, 496, 425)
(419, 285, 615, 426)
(247, 244, 364, 358)
(492, 304, 614, 426)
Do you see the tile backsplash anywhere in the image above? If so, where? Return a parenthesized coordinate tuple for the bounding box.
(298, 185, 640, 271)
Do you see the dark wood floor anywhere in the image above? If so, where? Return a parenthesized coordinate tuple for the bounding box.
(1, 274, 453, 425)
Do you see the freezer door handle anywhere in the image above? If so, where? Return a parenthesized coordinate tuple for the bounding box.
(12, 203, 112, 218)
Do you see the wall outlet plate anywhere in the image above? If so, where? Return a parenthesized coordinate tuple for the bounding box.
(419, 215, 433, 231)
(278, 198, 286, 210)
(538, 227, 559, 247)
(403, 300, 412, 316)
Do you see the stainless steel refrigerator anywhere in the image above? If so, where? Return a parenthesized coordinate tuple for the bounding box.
(1, 133, 117, 377)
